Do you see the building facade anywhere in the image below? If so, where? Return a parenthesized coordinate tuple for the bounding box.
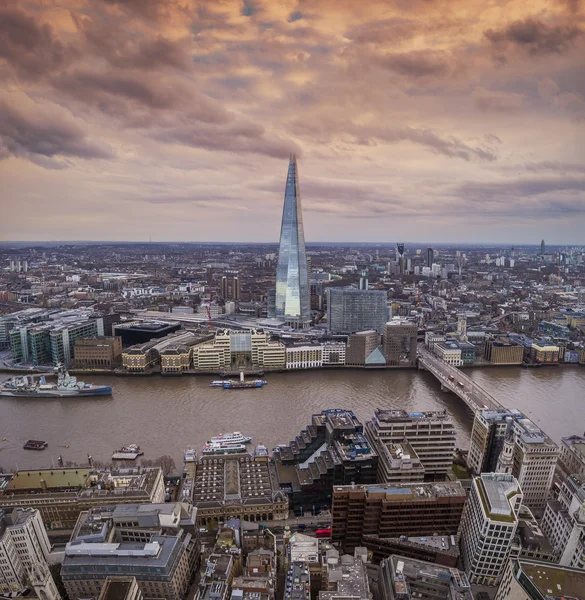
(459, 474, 523, 586)
(74, 336, 122, 369)
(326, 288, 387, 335)
(285, 345, 323, 369)
(383, 320, 417, 366)
(345, 331, 379, 366)
(274, 155, 311, 329)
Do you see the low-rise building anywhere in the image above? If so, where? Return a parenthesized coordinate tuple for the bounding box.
(531, 342, 560, 364)
(379, 555, 472, 600)
(484, 338, 523, 365)
(74, 336, 122, 369)
(122, 341, 160, 372)
(321, 342, 346, 366)
(319, 549, 369, 600)
(285, 345, 323, 369)
(433, 341, 462, 366)
(459, 473, 523, 586)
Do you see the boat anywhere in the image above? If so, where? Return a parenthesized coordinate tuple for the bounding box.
(112, 444, 143, 460)
(254, 444, 269, 457)
(208, 432, 252, 445)
(23, 440, 48, 450)
(184, 446, 197, 462)
(210, 372, 267, 389)
(202, 443, 247, 455)
(0, 365, 112, 398)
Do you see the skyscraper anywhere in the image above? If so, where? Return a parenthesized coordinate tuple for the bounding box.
(275, 155, 310, 328)
(426, 246, 434, 267)
(541, 239, 545, 256)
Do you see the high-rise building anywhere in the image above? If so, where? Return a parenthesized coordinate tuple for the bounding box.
(332, 481, 466, 553)
(345, 331, 380, 366)
(0, 507, 60, 597)
(275, 155, 311, 329)
(327, 288, 388, 334)
(541, 474, 585, 567)
(220, 276, 241, 301)
(365, 409, 456, 479)
(426, 247, 434, 268)
(541, 239, 545, 256)
(383, 320, 417, 366)
(459, 473, 522, 586)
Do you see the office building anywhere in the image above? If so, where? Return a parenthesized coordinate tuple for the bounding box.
(274, 410, 378, 515)
(495, 558, 585, 600)
(459, 473, 522, 586)
(541, 474, 585, 567)
(379, 555, 472, 600)
(321, 341, 346, 366)
(369, 440, 425, 484)
(0, 468, 165, 530)
(426, 247, 434, 268)
(221, 276, 241, 301)
(331, 481, 466, 553)
(326, 288, 388, 335)
(0, 507, 60, 597)
(113, 321, 181, 346)
(468, 409, 559, 509)
(74, 336, 122, 369)
(365, 409, 456, 479)
(345, 331, 380, 366)
(98, 577, 143, 600)
(484, 338, 524, 364)
(193, 453, 289, 525)
(433, 341, 462, 366)
(530, 342, 560, 363)
(541, 239, 545, 255)
(383, 320, 417, 366)
(362, 534, 460, 567)
(275, 155, 311, 329)
(285, 345, 323, 369)
(558, 434, 585, 478)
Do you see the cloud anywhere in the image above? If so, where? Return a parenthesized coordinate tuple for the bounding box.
(471, 87, 525, 112)
(0, 92, 115, 167)
(0, 6, 66, 79)
(485, 17, 583, 56)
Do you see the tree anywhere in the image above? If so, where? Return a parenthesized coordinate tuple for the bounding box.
(141, 455, 177, 477)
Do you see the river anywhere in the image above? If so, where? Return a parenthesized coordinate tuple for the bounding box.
(0, 367, 583, 471)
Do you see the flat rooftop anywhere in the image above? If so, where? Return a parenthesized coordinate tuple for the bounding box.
(5, 468, 91, 491)
(520, 560, 585, 599)
(373, 409, 453, 423)
(334, 481, 465, 501)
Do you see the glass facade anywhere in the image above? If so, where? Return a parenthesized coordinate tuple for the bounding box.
(275, 155, 310, 328)
(327, 288, 388, 334)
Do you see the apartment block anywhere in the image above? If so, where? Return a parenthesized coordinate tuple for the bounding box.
(331, 482, 466, 552)
(365, 409, 456, 479)
(459, 474, 523, 586)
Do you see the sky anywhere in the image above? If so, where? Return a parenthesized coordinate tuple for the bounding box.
(0, 0, 584, 244)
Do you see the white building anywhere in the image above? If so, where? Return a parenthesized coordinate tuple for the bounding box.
(285, 345, 323, 370)
(460, 473, 523, 586)
(321, 342, 346, 366)
(541, 474, 585, 568)
(424, 331, 445, 351)
(558, 434, 585, 478)
(0, 507, 60, 597)
(433, 341, 463, 366)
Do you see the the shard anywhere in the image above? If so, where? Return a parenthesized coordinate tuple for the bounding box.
(275, 154, 311, 328)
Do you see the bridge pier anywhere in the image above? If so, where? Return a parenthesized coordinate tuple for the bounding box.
(440, 383, 450, 393)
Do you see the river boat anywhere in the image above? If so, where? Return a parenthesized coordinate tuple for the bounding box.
(202, 443, 247, 455)
(0, 366, 112, 398)
(208, 432, 252, 445)
(112, 444, 143, 460)
(210, 371, 267, 389)
(23, 440, 48, 450)
(184, 446, 197, 462)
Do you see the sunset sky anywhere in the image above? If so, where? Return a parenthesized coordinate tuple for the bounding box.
(0, 0, 584, 244)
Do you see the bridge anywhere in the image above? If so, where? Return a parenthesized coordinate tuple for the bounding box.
(417, 345, 503, 412)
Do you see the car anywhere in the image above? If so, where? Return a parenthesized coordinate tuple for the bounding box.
(298, 524, 307, 530)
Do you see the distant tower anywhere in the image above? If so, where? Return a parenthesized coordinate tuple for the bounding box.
(457, 315, 467, 340)
(359, 270, 368, 290)
(426, 247, 434, 268)
(397, 243, 405, 274)
(541, 239, 545, 256)
(275, 155, 311, 329)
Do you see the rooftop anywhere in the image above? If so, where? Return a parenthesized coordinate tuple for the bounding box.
(373, 409, 453, 423)
(334, 481, 465, 501)
(5, 468, 91, 491)
(519, 559, 585, 599)
(320, 553, 369, 600)
(476, 473, 521, 523)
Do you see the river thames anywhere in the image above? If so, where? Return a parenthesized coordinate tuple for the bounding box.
(0, 366, 583, 471)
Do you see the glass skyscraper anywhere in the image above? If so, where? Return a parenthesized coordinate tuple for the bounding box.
(275, 155, 311, 328)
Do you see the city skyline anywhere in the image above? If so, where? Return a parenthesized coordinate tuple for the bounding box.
(1, 0, 584, 243)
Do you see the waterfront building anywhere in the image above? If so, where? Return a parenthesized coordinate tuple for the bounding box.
(345, 331, 380, 366)
(424, 331, 445, 352)
(459, 473, 522, 586)
(458, 341, 476, 365)
(275, 155, 311, 329)
(0, 468, 165, 531)
(221, 276, 241, 301)
(326, 288, 388, 335)
(321, 341, 346, 366)
(122, 340, 161, 372)
(379, 555, 472, 600)
(332, 482, 466, 553)
(0, 308, 49, 349)
(319, 548, 370, 600)
(495, 558, 585, 600)
(558, 434, 585, 478)
(285, 345, 323, 369)
(193, 453, 288, 525)
(484, 337, 524, 364)
(468, 409, 559, 509)
(74, 336, 122, 369)
(113, 321, 181, 347)
(160, 343, 192, 374)
(530, 342, 560, 363)
(0, 507, 60, 597)
(433, 341, 462, 366)
(365, 409, 456, 479)
(383, 320, 417, 366)
(541, 474, 585, 567)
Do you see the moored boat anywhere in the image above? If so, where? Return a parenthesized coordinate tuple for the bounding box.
(202, 443, 247, 455)
(112, 444, 143, 460)
(208, 431, 252, 445)
(23, 440, 48, 450)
